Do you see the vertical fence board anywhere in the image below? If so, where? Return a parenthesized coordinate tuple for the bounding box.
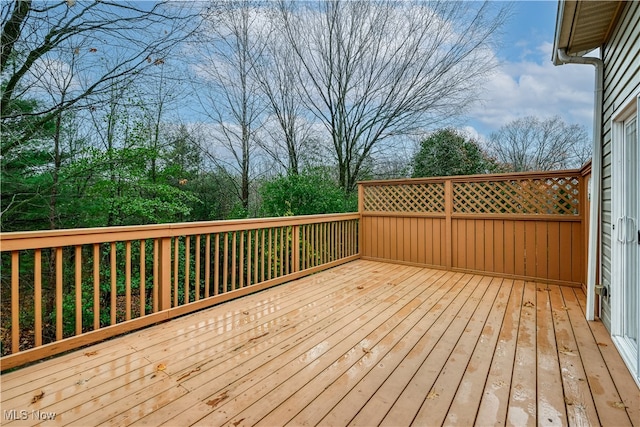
(535, 222, 548, 280)
(503, 220, 515, 275)
(484, 220, 494, 272)
(514, 222, 526, 276)
(494, 221, 504, 274)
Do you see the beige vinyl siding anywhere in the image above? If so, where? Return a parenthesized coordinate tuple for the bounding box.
(600, 0, 640, 330)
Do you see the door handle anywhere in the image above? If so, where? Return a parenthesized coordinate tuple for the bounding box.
(616, 216, 625, 243)
(628, 217, 637, 243)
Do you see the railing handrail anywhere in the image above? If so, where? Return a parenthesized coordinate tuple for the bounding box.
(0, 213, 360, 251)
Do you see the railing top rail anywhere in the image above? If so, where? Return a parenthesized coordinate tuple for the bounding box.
(358, 167, 585, 186)
(0, 213, 359, 252)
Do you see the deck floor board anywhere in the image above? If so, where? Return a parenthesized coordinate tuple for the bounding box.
(1, 260, 637, 427)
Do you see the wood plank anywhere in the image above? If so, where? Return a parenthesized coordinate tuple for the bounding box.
(524, 221, 536, 278)
(547, 222, 560, 281)
(443, 278, 511, 426)
(475, 280, 524, 425)
(417, 218, 425, 264)
(376, 275, 492, 427)
(494, 220, 504, 274)
(573, 289, 640, 425)
(503, 220, 515, 275)
(561, 286, 633, 426)
(342, 274, 483, 427)
(465, 219, 475, 270)
(389, 217, 397, 261)
(474, 219, 484, 271)
(2, 261, 638, 427)
(411, 277, 504, 426)
(237, 270, 450, 427)
(260, 270, 460, 427)
(559, 222, 572, 282)
(2, 262, 390, 425)
(536, 283, 568, 427)
(156, 266, 428, 426)
(424, 218, 433, 265)
(506, 281, 538, 426)
(514, 222, 525, 277)
(0, 262, 381, 399)
(570, 222, 582, 283)
(549, 284, 600, 426)
(535, 221, 548, 280)
(484, 220, 494, 273)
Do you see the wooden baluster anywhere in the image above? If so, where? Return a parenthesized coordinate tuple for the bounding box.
(231, 232, 237, 290)
(157, 237, 171, 312)
(109, 244, 116, 326)
(261, 229, 265, 282)
(268, 228, 273, 280)
(173, 238, 179, 307)
(125, 241, 131, 320)
(223, 233, 229, 293)
(239, 231, 245, 288)
(11, 251, 19, 353)
(279, 227, 284, 276)
(246, 230, 252, 286)
(75, 245, 83, 334)
(205, 235, 211, 297)
(195, 235, 200, 301)
(185, 236, 190, 304)
(140, 240, 145, 317)
(214, 234, 220, 296)
(254, 230, 259, 284)
(93, 244, 100, 328)
(34, 249, 42, 346)
(292, 225, 300, 272)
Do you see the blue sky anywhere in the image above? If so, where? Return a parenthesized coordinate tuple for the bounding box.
(464, 1, 596, 140)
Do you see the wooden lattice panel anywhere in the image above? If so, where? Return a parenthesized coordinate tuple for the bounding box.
(363, 183, 445, 213)
(453, 176, 581, 215)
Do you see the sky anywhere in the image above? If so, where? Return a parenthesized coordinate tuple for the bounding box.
(464, 0, 596, 141)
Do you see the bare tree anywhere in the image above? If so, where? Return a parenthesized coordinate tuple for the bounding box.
(194, 0, 268, 212)
(488, 116, 590, 171)
(251, 27, 314, 175)
(1, 0, 199, 154)
(277, 0, 508, 191)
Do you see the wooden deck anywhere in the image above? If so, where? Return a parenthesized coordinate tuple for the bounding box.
(1, 260, 638, 426)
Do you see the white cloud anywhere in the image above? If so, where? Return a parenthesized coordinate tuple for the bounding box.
(468, 42, 596, 138)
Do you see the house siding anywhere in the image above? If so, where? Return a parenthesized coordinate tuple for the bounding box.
(600, 0, 640, 330)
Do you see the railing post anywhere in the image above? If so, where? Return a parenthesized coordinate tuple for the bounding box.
(445, 179, 453, 269)
(292, 225, 300, 272)
(358, 184, 364, 257)
(157, 237, 172, 311)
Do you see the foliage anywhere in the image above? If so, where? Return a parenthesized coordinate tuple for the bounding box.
(260, 168, 357, 217)
(411, 129, 501, 178)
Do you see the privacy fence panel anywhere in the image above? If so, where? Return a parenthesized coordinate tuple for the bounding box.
(359, 166, 591, 287)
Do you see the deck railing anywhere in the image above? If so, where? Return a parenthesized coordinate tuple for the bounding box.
(359, 165, 591, 287)
(0, 214, 359, 370)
